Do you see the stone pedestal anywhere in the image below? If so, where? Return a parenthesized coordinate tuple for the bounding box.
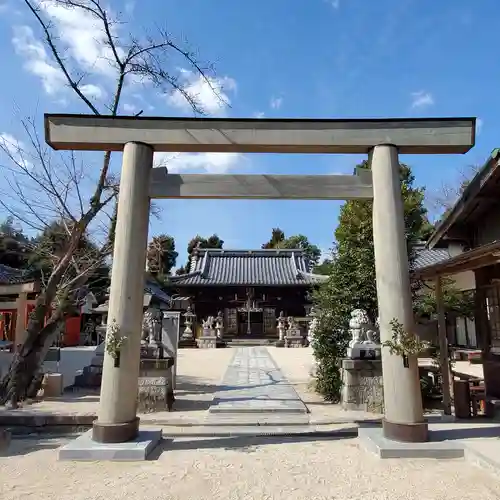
(179, 337, 198, 348)
(196, 336, 218, 348)
(42, 373, 64, 397)
(162, 312, 180, 388)
(137, 358, 175, 413)
(341, 359, 384, 413)
(347, 344, 381, 360)
(284, 335, 305, 348)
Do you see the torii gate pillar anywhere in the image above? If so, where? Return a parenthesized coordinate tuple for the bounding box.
(92, 142, 153, 443)
(44, 114, 475, 455)
(371, 144, 427, 442)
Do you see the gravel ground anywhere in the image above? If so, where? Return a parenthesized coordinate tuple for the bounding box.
(2, 434, 500, 500)
(5, 347, 480, 425)
(268, 347, 383, 422)
(1, 347, 499, 499)
(3, 348, 235, 424)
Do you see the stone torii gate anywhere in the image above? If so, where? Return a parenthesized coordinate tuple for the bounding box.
(45, 115, 475, 455)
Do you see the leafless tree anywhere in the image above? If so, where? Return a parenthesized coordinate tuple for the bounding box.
(0, 0, 223, 405)
(429, 163, 481, 215)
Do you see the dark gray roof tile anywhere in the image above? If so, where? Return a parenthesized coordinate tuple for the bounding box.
(0, 264, 35, 285)
(412, 247, 450, 270)
(171, 249, 327, 286)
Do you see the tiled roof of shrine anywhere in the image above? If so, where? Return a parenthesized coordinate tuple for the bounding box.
(171, 249, 327, 287)
(412, 244, 450, 270)
(0, 264, 35, 285)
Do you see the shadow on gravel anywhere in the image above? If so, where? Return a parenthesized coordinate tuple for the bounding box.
(3, 437, 66, 457)
(430, 425, 500, 441)
(149, 429, 358, 458)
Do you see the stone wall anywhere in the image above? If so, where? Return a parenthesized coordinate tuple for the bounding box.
(341, 359, 384, 413)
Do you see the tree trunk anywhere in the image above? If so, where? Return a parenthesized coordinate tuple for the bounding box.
(0, 314, 63, 406)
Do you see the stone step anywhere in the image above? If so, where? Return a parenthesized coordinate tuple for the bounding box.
(225, 339, 276, 347)
(162, 424, 358, 438)
(204, 412, 310, 426)
(209, 403, 307, 414)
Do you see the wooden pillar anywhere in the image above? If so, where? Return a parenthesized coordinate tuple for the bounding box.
(435, 276, 452, 415)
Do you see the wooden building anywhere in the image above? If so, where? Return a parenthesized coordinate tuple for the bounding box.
(413, 242, 477, 349)
(169, 249, 326, 338)
(414, 148, 500, 403)
(0, 264, 82, 348)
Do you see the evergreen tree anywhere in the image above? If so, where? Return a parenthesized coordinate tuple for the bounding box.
(146, 234, 178, 280)
(312, 160, 433, 401)
(0, 217, 31, 269)
(262, 228, 321, 269)
(262, 228, 286, 249)
(177, 234, 224, 273)
(313, 258, 334, 276)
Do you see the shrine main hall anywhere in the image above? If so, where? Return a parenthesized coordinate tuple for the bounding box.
(169, 248, 326, 338)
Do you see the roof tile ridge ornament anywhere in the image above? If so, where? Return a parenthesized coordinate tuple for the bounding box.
(171, 270, 201, 280)
(289, 251, 301, 279)
(200, 250, 210, 278)
(189, 242, 202, 273)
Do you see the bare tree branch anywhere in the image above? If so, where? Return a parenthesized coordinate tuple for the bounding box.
(1, 0, 222, 406)
(23, 0, 101, 115)
(428, 163, 481, 214)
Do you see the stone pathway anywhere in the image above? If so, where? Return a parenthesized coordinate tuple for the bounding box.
(207, 347, 308, 422)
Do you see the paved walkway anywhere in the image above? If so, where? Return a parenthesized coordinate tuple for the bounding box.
(208, 347, 308, 416)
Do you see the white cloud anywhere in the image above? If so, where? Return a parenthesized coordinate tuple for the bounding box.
(39, 0, 123, 77)
(476, 118, 483, 135)
(154, 152, 242, 174)
(12, 1, 125, 96)
(123, 103, 138, 114)
(167, 71, 237, 115)
(12, 25, 65, 94)
(270, 96, 283, 109)
(253, 111, 265, 118)
(81, 83, 105, 100)
(411, 90, 434, 109)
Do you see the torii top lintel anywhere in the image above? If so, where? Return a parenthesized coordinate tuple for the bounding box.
(44, 114, 475, 155)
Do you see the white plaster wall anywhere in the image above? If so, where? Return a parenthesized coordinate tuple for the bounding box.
(0, 346, 97, 389)
(446, 243, 476, 292)
(452, 270, 476, 291)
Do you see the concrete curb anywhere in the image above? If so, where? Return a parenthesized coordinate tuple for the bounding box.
(0, 411, 383, 429)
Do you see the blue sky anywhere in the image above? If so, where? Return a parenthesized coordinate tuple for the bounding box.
(0, 0, 497, 264)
